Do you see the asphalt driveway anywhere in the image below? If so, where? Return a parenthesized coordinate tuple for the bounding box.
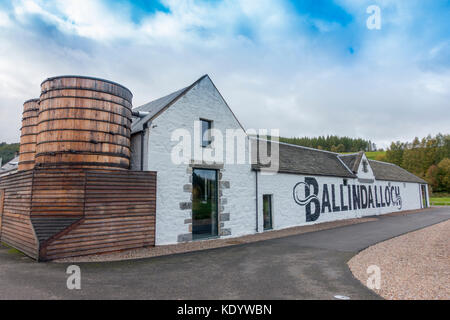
(0, 207, 448, 300)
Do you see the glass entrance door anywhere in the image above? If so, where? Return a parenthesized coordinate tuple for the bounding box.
(192, 169, 218, 239)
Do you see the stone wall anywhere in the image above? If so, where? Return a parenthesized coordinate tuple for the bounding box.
(145, 76, 256, 245)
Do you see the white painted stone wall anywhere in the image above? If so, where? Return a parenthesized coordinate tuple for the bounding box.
(356, 153, 375, 180)
(139, 76, 426, 245)
(145, 76, 256, 245)
(257, 172, 423, 232)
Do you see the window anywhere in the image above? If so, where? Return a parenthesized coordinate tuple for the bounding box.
(343, 179, 348, 186)
(362, 160, 368, 173)
(201, 119, 212, 147)
(263, 195, 273, 230)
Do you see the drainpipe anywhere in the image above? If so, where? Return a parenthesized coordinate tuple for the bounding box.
(132, 110, 150, 171)
(255, 169, 259, 233)
(140, 122, 148, 171)
(255, 135, 259, 233)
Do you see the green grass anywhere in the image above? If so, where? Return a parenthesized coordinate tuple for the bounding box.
(364, 151, 386, 160)
(1, 242, 25, 256)
(340, 151, 386, 160)
(430, 197, 450, 206)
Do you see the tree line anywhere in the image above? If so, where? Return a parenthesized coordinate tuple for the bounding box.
(279, 135, 375, 153)
(279, 134, 449, 193)
(381, 134, 450, 193)
(0, 142, 19, 165)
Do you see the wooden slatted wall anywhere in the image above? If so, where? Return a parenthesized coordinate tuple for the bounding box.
(1, 168, 156, 261)
(0, 171, 38, 259)
(0, 189, 4, 237)
(42, 170, 156, 260)
(31, 169, 86, 218)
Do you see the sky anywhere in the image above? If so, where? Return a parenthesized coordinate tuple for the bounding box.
(0, 0, 449, 149)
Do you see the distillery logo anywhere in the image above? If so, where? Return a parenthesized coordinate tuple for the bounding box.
(293, 177, 402, 222)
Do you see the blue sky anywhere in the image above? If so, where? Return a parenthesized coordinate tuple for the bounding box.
(0, 0, 449, 148)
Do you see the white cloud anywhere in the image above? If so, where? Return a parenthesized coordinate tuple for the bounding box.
(0, 10, 12, 27)
(0, 0, 448, 149)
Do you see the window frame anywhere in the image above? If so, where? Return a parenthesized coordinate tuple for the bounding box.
(192, 168, 219, 240)
(200, 118, 213, 148)
(263, 194, 273, 231)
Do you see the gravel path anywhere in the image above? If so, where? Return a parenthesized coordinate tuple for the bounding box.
(348, 219, 450, 300)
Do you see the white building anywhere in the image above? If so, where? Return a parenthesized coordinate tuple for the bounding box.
(130, 75, 429, 246)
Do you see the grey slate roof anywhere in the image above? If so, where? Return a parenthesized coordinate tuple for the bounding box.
(338, 152, 363, 173)
(368, 160, 427, 184)
(0, 156, 19, 176)
(131, 86, 189, 134)
(131, 75, 208, 134)
(252, 140, 426, 183)
(252, 139, 356, 178)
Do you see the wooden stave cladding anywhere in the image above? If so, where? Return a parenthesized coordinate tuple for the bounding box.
(18, 99, 39, 171)
(40, 88, 133, 110)
(0, 171, 38, 259)
(0, 168, 156, 261)
(36, 76, 133, 170)
(41, 76, 133, 103)
(37, 169, 157, 261)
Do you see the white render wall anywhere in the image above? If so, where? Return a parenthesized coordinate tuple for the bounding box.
(140, 76, 426, 245)
(256, 172, 423, 232)
(145, 76, 256, 245)
(356, 153, 375, 180)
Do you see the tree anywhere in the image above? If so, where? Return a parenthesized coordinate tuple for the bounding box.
(279, 135, 371, 153)
(425, 165, 440, 192)
(437, 158, 450, 192)
(0, 142, 20, 164)
(385, 141, 404, 166)
(335, 144, 345, 153)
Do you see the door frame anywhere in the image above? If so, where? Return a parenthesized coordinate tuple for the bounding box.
(192, 168, 219, 240)
(420, 184, 428, 208)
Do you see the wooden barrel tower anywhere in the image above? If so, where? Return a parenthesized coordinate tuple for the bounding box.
(18, 99, 40, 171)
(36, 76, 133, 170)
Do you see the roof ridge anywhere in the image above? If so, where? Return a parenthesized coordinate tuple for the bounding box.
(133, 87, 187, 111)
(131, 75, 209, 134)
(134, 74, 208, 111)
